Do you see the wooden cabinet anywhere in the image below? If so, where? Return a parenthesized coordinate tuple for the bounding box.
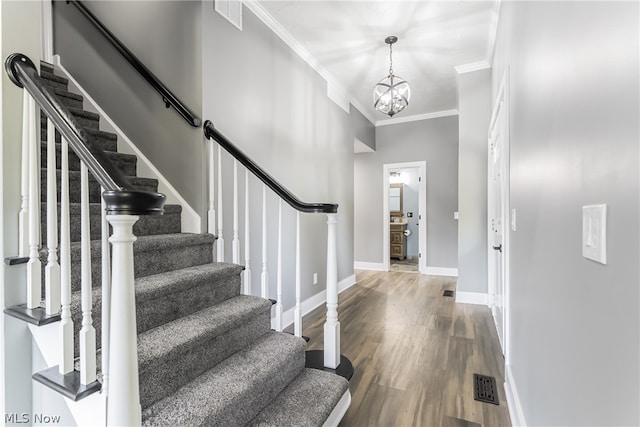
(390, 222, 407, 260)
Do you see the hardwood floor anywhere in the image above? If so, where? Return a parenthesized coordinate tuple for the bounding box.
(297, 270, 511, 426)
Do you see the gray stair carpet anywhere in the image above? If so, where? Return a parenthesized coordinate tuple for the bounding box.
(37, 61, 348, 426)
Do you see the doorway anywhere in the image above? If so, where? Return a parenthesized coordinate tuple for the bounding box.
(487, 69, 510, 360)
(383, 162, 427, 274)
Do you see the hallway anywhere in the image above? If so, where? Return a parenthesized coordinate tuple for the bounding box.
(299, 270, 511, 426)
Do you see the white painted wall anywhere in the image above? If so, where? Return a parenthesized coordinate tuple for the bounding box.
(456, 68, 491, 295)
(492, 2, 639, 425)
(1, 1, 42, 422)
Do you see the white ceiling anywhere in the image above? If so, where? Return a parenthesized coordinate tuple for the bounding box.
(256, 0, 499, 125)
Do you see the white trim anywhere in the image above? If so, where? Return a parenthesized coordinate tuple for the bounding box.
(486, 0, 502, 66)
(505, 365, 527, 427)
(353, 261, 386, 271)
(215, 0, 243, 31)
(423, 267, 458, 277)
(53, 57, 202, 233)
(322, 390, 351, 427)
(375, 109, 459, 127)
(454, 291, 488, 306)
(454, 61, 491, 75)
(277, 274, 356, 330)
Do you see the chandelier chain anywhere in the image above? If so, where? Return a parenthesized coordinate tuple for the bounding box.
(388, 43, 393, 76)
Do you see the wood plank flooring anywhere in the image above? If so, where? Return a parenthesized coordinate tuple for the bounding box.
(296, 270, 512, 426)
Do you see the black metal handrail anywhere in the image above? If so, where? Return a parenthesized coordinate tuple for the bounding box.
(5, 53, 165, 215)
(67, 0, 201, 128)
(204, 121, 338, 214)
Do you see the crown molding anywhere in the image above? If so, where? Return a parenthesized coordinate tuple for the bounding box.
(454, 61, 491, 75)
(243, 0, 378, 124)
(375, 109, 459, 127)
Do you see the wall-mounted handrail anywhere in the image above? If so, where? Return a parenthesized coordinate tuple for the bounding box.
(5, 53, 165, 215)
(203, 120, 338, 214)
(67, 0, 201, 128)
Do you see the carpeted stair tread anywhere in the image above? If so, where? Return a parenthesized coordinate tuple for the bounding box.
(41, 142, 136, 175)
(40, 69, 68, 86)
(40, 202, 181, 241)
(249, 369, 349, 427)
(64, 233, 215, 292)
(41, 128, 118, 152)
(41, 107, 99, 130)
(40, 61, 55, 74)
(142, 331, 307, 427)
(138, 295, 273, 408)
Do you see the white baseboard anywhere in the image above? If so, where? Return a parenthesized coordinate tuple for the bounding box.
(423, 267, 459, 277)
(53, 56, 202, 233)
(505, 365, 526, 427)
(354, 261, 386, 271)
(277, 274, 356, 330)
(455, 291, 488, 305)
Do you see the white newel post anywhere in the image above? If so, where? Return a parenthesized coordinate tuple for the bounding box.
(243, 170, 251, 295)
(207, 140, 216, 235)
(216, 146, 225, 262)
(106, 214, 142, 427)
(59, 136, 74, 374)
(275, 200, 283, 331)
(294, 212, 302, 337)
(26, 91, 41, 309)
(324, 213, 340, 369)
(45, 120, 61, 314)
(19, 91, 32, 257)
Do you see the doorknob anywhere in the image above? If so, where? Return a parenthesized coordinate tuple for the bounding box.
(492, 244, 503, 253)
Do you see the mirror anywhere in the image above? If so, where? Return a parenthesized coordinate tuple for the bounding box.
(389, 183, 403, 217)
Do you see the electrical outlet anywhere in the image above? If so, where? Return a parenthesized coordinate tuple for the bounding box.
(313, 273, 318, 285)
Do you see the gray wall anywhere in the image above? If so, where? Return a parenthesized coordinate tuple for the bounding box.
(457, 68, 490, 294)
(351, 106, 375, 150)
(492, 1, 639, 425)
(1, 1, 42, 420)
(202, 2, 356, 308)
(354, 116, 459, 268)
(52, 0, 205, 218)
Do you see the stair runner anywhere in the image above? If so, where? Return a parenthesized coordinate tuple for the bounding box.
(37, 62, 348, 426)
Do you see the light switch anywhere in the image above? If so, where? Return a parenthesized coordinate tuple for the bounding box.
(454, 211, 459, 220)
(511, 209, 517, 231)
(582, 204, 607, 265)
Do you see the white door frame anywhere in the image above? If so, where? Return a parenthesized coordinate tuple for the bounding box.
(382, 161, 427, 274)
(487, 68, 511, 364)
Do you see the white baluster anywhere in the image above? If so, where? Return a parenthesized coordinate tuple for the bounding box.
(324, 213, 340, 369)
(260, 184, 268, 299)
(243, 170, 251, 295)
(106, 215, 141, 427)
(79, 162, 97, 385)
(45, 119, 61, 315)
(207, 140, 216, 235)
(101, 188, 112, 396)
(294, 212, 302, 337)
(59, 136, 74, 375)
(26, 93, 41, 309)
(232, 160, 240, 264)
(18, 91, 32, 257)
(216, 146, 224, 262)
(275, 200, 283, 331)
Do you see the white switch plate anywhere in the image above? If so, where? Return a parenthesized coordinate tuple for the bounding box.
(511, 209, 517, 231)
(313, 273, 318, 285)
(454, 211, 459, 220)
(582, 204, 607, 264)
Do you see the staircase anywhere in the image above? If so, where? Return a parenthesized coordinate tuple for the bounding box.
(7, 60, 349, 426)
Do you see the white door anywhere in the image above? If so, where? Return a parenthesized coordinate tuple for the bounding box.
(489, 102, 506, 350)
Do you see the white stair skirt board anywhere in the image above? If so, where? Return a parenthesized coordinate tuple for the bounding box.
(505, 365, 527, 427)
(353, 261, 387, 271)
(273, 275, 356, 331)
(455, 291, 488, 306)
(29, 323, 106, 426)
(323, 390, 351, 427)
(52, 56, 201, 233)
(423, 267, 459, 277)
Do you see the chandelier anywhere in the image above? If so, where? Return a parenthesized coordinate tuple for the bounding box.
(373, 36, 410, 117)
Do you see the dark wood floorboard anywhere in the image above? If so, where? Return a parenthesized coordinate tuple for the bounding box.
(292, 269, 512, 426)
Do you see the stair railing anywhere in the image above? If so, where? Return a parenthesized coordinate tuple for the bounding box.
(5, 53, 165, 427)
(204, 121, 343, 369)
(66, 0, 201, 128)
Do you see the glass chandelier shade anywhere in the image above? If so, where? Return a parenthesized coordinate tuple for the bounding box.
(373, 36, 410, 117)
